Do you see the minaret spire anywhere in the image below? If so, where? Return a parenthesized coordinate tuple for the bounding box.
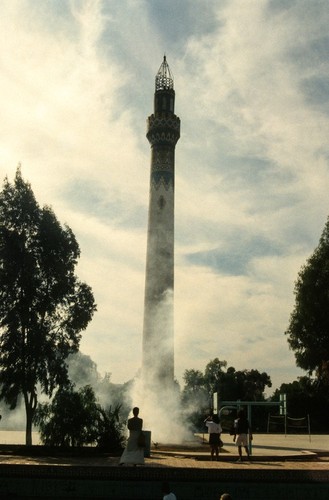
(155, 55, 174, 91)
(142, 57, 180, 390)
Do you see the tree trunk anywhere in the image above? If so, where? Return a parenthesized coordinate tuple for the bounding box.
(25, 406, 33, 446)
(24, 390, 37, 446)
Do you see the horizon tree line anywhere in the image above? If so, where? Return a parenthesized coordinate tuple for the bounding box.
(0, 168, 328, 444)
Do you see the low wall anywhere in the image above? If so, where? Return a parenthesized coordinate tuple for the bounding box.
(0, 464, 328, 499)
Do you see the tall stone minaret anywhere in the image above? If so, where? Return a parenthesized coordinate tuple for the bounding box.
(142, 56, 180, 389)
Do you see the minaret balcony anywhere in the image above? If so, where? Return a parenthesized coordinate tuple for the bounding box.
(146, 114, 180, 146)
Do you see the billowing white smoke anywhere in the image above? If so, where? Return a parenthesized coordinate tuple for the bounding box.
(142, 288, 174, 385)
(130, 291, 194, 444)
(128, 377, 192, 444)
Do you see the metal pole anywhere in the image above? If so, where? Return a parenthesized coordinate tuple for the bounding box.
(247, 404, 252, 456)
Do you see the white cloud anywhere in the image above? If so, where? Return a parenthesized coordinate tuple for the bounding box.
(0, 0, 328, 395)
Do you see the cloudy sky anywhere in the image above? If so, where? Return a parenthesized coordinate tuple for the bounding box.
(1, 0, 328, 394)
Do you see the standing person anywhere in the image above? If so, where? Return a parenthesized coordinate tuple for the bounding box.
(119, 407, 145, 466)
(233, 409, 252, 462)
(204, 413, 223, 460)
(162, 482, 177, 500)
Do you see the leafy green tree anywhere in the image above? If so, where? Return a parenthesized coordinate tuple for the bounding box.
(271, 376, 329, 432)
(183, 359, 272, 405)
(96, 404, 126, 451)
(0, 168, 96, 445)
(203, 359, 271, 402)
(204, 358, 227, 400)
(286, 216, 329, 385)
(234, 369, 272, 401)
(67, 351, 134, 422)
(181, 369, 209, 431)
(35, 384, 125, 450)
(182, 359, 272, 431)
(182, 369, 205, 396)
(35, 384, 99, 446)
(67, 351, 100, 389)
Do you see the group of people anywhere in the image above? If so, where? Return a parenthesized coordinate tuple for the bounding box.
(205, 409, 252, 462)
(119, 406, 252, 466)
(118, 405, 251, 499)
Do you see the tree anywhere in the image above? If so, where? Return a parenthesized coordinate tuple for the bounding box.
(182, 369, 205, 395)
(96, 404, 126, 451)
(181, 369, 209, 431)
(203, 359, 271, 402)
(183, 359, 272, 405)
(182, 359, 272, 431)
(234, 369, 272, 401)
(35, 384, 125, 450)
(271, 376, 329, 431)
(35, 384, 100, 447)
(67, 351, 134, 420)
(0, 168, 96, 445)
(204, 358, 227, 399)
(67, 351, 100, 389)
(285, 216, 329, 385)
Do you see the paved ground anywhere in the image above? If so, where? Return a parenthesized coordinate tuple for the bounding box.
(0, 434, 328, 471)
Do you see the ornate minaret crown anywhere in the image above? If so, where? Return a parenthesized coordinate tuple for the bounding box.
(146, 56, 180, 189)
(155, 55, 174, 91)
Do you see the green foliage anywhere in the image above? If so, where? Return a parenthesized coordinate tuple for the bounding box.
(204, 358, 227, 395)
(96, 404, 126, 451)
(67, 351, 134, 420)
(183, 358, 272, 406)
(182, 369, 207, 402)
(67, 352, 100, 389)
(35, 384, 125, 450)
(35, 385, 99, 446)
(271, 376, 329, 431)
(0, 168, 96, 444)
(182, 358, 272, 431)
(181, 369, 209, 431)
(286, 216, 329, 384)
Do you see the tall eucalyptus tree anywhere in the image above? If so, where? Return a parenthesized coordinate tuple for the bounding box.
(0, 168, 96, 445)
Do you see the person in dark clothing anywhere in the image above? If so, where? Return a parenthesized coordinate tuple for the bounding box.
(233, 409, 252, 462)
(119, 407, 144, 465)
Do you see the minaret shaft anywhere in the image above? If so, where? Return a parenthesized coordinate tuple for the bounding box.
(142, 57, 180, 387)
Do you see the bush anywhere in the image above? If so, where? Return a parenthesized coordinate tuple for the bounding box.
(95, 405, 126, 451)
(35, 384, 125, 450)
